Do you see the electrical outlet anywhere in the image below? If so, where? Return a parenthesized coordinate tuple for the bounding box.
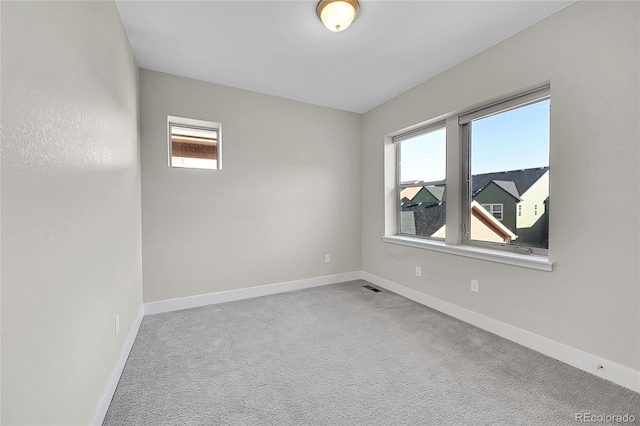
(416, 266, 422, 277)
(471, 280, 479, 293)
(325, 254, 331, 263)
(115, 314, 120, 336)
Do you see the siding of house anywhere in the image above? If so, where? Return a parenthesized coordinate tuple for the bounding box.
(473, 183, 517, 233)
(517, 170, 549, 229)
(516, 171, 550, 247)
(471, 210, 507, 243)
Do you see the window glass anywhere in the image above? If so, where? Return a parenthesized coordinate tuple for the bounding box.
(386, 86, 552, 267)
(400, 185, 446, 237)
(467, 97, 549, 249)
(399, 128, 446, 184)
(168, 116, 221, 170)
(396, 124, 446, 239)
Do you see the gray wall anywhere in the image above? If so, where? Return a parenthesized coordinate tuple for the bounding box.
(361, 1, 639, 370)
(1, 1, 143, 424)
(140, 70, 362, 303)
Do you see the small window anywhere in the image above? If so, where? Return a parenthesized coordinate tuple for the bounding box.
(395, 122, 446, 239)
(534, 204, 538, 216)
(168, 116, 221, 170)
(481, 203, 503, 221)
(518, 204, 523, 217)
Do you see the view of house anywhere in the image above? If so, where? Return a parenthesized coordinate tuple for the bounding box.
(401, 167, 549, 247)
(473, 167, 550, 248)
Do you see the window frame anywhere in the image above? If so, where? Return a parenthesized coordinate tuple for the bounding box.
(383, 85, 553, 271)
(461, 86, 550, 256)
(481, 203, 504, 221)
(394, 121, 447, 241)
(167, 115, 222, 170)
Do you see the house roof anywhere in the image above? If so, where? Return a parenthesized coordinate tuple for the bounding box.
(400, 187, 422, 201)
(402, 202, 446, 238)
(425, 186, 445, 201)
(492, 180, 521, 201)
(400, 185, 445, 202)
(472, 167, 549, 199)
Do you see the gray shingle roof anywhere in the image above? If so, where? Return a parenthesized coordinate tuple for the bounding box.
(425, 186, 445, 201)
(472, 167, 548, 198)
(401, 202, 446, 237)
(492, 180, 520, 200)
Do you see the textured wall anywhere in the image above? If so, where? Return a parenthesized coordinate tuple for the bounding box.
(361, 1, 639, 370)
(140, 70, 362, 303)
(1, 1, 143, 424)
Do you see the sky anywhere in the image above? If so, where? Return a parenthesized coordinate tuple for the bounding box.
(400, 128, 446, 183)
(399, 99, 550, 183)
(471, 98, 550, 175)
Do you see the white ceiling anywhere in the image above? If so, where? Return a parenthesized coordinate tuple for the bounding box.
(115, 0, 573, 113)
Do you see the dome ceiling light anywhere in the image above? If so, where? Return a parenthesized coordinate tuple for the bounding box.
(316, 0, 360, 32)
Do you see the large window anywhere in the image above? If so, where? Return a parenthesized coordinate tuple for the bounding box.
(385, 85, 552, 269)
(394, 122, 446, 239)
(168, 116, 222, 170)
(461, 86, 550, 253)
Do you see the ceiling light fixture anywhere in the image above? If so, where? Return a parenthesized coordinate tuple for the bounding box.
(316, 0, 360, 32)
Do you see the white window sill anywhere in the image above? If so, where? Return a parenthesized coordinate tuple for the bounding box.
(382, 235, 553, 272)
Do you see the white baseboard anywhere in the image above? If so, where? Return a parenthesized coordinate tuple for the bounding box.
(362, 272, 640, 394)
(144, 271, 362, 315)
(91, 305, 144, 426)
